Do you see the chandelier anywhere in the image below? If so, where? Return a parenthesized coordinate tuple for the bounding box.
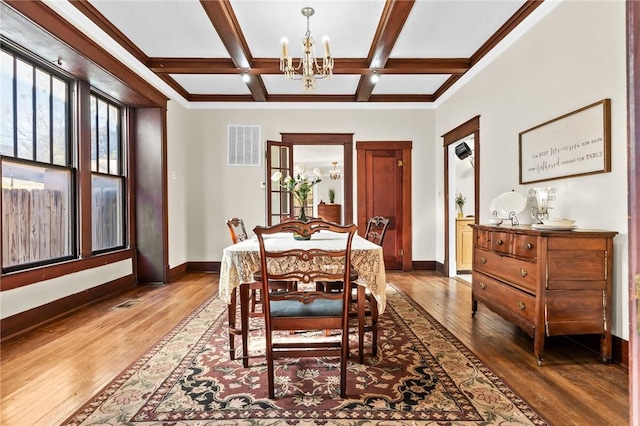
(280, 7, 333, 91)
(329, 162, 341, 180)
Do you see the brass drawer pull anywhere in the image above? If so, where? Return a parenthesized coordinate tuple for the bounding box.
(480, 282, 486, 289)
(525, 243, 533, 250)
(480, 257, 487, 264)
(519, 268, 528, 277)
(516, 301, 526, 310)
(496, 239, 504, 245)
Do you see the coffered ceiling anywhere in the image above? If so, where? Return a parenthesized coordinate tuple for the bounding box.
(72, 0, 541, 103)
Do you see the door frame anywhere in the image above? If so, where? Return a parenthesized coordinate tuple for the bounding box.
(356, 141, 412, 271)
(441, 116, 480, 277)
(277, 133, 354, 225)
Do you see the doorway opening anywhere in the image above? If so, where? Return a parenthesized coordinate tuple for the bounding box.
(266, 133, 353, 225)
(442, 116, 480, 279)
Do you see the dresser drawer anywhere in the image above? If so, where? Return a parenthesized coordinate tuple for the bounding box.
(512, 234, 538, 258)
(476, 229, 491, 250)
(490, 231, 512, 254)
(473, 273, 536, 324)
(474, 248, 538, 293)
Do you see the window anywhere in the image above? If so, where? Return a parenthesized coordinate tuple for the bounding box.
(1, 48, 74, 270)
(90, 94, 125, 252)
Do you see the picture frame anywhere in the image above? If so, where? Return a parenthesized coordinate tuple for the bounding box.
(519, 99, 611, 184)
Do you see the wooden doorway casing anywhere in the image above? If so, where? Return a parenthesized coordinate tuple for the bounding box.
(356, 141, 412, 271)
(441, 116, 480, 277)
(266, 133, 354, 225)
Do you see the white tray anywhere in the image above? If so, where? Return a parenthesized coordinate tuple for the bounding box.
(531, 224, 577, 231)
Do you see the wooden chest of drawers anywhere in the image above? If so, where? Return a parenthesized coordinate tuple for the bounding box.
(470, 224, 617, 364)
(317, 203, 341, 224)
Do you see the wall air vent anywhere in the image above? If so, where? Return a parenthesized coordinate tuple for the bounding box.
(227, 125, 261, 166)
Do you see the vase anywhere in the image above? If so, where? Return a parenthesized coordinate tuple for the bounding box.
(296, 196, 309, 222)
(293, 197, 312, 239)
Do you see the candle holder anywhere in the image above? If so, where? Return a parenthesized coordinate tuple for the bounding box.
(529, 187, 557, 224)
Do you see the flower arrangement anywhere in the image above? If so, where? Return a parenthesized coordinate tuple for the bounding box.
(271, 164, 322, 220)
(455, 192, 466, 217)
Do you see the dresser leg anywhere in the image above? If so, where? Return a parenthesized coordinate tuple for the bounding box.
(471, 298, 478, 317)
(534, 332, 545, 366)
(599, 332, 612, 363)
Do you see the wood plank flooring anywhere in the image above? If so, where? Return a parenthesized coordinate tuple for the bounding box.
(0, 271, 629, 425)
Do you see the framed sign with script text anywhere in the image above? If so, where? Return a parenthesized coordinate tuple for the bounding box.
(519, 99, 611, 184)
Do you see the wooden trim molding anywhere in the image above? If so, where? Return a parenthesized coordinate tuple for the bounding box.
(187, 262, 220, 273)
(168, 263, 189, 282)
(0, 274, 136, 341)
(1, 249, 135, 291)
(412, 261, 437, 270)
(2, 1, 167, 108)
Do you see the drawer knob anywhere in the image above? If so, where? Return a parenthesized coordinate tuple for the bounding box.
(525, 242, 533, 250)
(519, 268, 528, 277)
(480, 282, 486, 289)
(496, 239, 504, 245)
(480, 257, 487, 264)
(516, 301, 526, 310)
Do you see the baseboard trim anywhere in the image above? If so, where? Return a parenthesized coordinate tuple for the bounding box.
(186, 261, 220, 273)
(568, 334, 629, 368)
(412, 261, 437, 270)
(168, 263, 188, 282)
(0, 274, 136, 342)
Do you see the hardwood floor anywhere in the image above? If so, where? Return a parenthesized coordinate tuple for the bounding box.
(0, 271, 629, 425)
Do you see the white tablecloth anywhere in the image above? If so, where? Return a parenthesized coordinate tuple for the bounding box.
(219, 232, 387, 313)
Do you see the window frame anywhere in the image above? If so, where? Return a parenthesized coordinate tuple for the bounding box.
(89, 91, 127, 254)
(1, 44, 77, 273)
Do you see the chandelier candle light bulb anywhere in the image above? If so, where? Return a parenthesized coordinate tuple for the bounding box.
(323, 36, 331, 57)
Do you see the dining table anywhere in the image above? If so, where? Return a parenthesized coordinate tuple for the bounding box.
(219, 230, 387, 362)
(220, 231, 387, 310)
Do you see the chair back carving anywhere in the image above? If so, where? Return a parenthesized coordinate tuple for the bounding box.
(253, 219, 356, 398)
(364, 216, 390, 246)
(226, 217, 248, 244)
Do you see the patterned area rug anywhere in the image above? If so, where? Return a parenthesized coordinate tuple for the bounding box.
(63, 285, 548, 425)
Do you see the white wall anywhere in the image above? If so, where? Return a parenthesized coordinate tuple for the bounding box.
(434, 0, 628, 338)
(0, 260, 132, 319)
(178, 108, 436, 262)
(166, 100, 190, 269)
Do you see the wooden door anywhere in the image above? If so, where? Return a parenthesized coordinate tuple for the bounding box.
(356, 142, 412, 270)
(266, 141, 293, 225)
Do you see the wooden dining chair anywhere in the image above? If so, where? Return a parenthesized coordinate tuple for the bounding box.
(364, 216, 390, 245)
(254, 219, 357, 399)
(316, 215, 390, 362)
(225, 217, 291, 368)
(226, 217, 248, 244)
(354, 216, 390, 360)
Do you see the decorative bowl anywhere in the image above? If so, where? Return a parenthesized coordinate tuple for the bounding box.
(488, 218, 503, 225)
(541, 218, 575, 227)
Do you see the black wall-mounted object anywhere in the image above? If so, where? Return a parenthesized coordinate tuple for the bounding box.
(455, 142, 473, 160)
